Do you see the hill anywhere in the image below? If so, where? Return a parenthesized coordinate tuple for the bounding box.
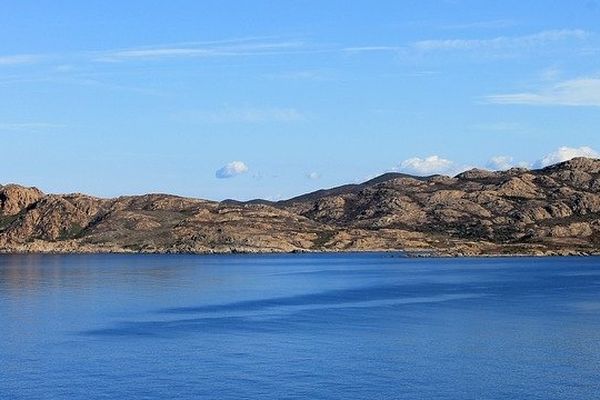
(1, 157, 599, 256)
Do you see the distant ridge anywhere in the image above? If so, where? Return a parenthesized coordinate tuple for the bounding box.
(279, 172, 435, 205)
(1, 157, 600, 256)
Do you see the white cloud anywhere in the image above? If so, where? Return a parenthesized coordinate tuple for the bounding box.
(412, 29, 587, 52)
(104, 48, 213, 59)
(177, 107, 304, 124)
(265, 70, 328, 81)
(539, 66, 561, 81)
(487, 156, 515, 170)
(55, 64, 75, 72)
(535, 146, 599, 168)
(215, 161, 249, 179)
(486, 156, 530, 170)
(440, 19, 516, 30)
(397, 155, 454, 175)
(486, 78, 600, 107)
(342, 29, 587, 59)
(0, 122, 66, 132)
(0, 54, 45, 65)
(306, 172, 321, 180)
(343, 46, 402, 53)
(387, 147, 598, 178)
(95, 38, 306, 62)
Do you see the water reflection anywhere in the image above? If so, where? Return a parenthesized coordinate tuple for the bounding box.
(0, 254, 195, 294)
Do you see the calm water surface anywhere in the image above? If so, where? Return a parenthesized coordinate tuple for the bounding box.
(1, 253, 599, 399)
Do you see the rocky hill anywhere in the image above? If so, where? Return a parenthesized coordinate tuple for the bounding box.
(1, 157, 600, 256)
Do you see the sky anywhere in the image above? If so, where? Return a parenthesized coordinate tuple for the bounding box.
(1, 0, 600, 200)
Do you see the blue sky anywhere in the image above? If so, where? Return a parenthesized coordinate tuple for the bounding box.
(1, 1, 600, 200)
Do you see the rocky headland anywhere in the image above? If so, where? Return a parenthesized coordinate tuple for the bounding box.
(1, 157, 600, 256)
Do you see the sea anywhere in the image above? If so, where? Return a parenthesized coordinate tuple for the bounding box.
(1, 253, 599, 399)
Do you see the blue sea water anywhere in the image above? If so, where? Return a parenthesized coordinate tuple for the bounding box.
(1, 253, 599, 400)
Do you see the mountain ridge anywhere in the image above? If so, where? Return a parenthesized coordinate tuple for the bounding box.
(2, 157, 600, 256)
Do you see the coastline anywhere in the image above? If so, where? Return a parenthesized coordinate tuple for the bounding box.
(1, 247, 598, 258)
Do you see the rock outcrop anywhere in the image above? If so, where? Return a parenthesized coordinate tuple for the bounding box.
(1, 158, 600, 256)
(0, 184, 44, 216)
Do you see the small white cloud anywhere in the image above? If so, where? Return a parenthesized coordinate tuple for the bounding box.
(306, 172, 321, 180)
(413, 29, 587, 52)
(486, 156, 530, 170)
(266, 70, 327, 81)
(487, 156, 515, 170)
(55, 64, 75, 72)
(94, 39, 305, 62)
(0, 122, 66, 132)
(539, 66, 561, 81)
(0, 54, 45, 65)
(343, 46, 402, 53)
(397, 155, 454, 175)
(535, 146, 599, 168)
(486, 78, 600, 107)
(440, 19, 516, 30)
(215, 161, 249, 179)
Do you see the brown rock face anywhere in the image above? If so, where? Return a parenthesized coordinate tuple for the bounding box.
(0, 184, 44, 216)
(279, 157, 600, 254)
(1, 157, 600, 256)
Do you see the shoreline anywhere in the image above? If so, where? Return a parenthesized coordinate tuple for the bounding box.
(1, 248, 598, 258)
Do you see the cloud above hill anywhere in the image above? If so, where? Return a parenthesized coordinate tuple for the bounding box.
(394, 146, 599, 178)
(215, 161, 249, 179)
(535, 146, 599, 168)
(397, 155, 455, 175)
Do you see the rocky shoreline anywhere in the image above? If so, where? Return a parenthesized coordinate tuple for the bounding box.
(1, 247, 598, 257)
